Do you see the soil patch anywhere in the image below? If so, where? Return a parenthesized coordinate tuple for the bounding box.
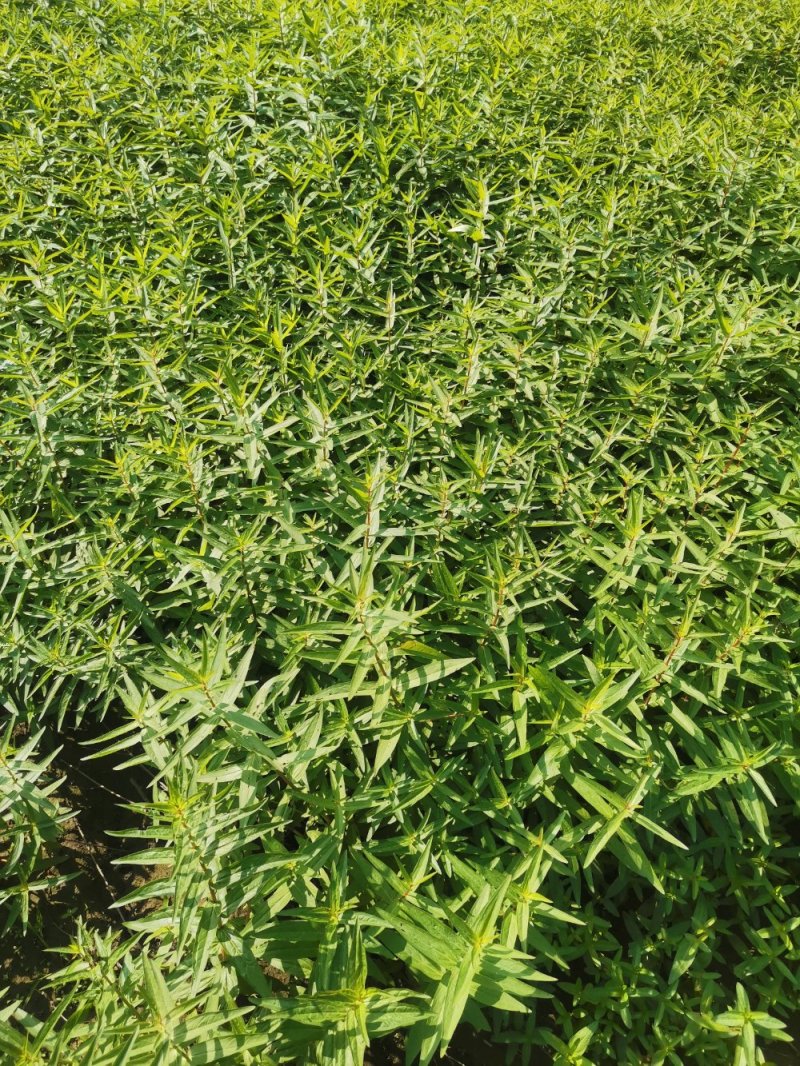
(1, 727, 153, 1017)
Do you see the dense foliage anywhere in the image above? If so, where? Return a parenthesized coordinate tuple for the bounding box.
(2, 0, 800, 1062)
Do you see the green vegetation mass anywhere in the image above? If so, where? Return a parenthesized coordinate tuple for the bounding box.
(2, 0, 800, 1062)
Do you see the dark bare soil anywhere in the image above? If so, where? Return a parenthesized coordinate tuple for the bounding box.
(0, 730, 150, 1017)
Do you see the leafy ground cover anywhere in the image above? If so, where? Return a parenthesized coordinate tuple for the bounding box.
(2, 0, 800, 1062)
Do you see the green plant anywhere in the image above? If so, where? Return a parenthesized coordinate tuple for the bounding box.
(1, 0, 799, 1062)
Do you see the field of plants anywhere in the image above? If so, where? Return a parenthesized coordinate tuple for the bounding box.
(2, 0, 800, 1062)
